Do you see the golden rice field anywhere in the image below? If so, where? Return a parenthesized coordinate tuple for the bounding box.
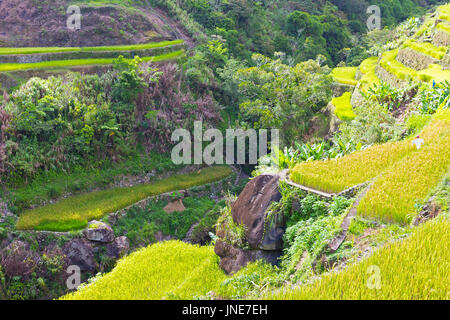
(358, 118, 450, 224)
(331, 67, 358, 86)
(290, 110, 450, 195)
(267, 215, 450, 300)
(380, 49, 417, 81)
(290, 141, 416, 193)
(331, 92, 356, 121)
(358, 57, 380, 92)
(16, 165, 232, 231)
(61, 241, 227, 300)
(403, 40, 447, 60)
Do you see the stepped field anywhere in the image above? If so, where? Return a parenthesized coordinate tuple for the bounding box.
(331, 67, 358, 86)
(358, 116, 450, 224)
(290, 110, 449, 194)
(403, 40, 447, 60)
(0, 50, 184, 72)
(0, 40, 184, 55)
(358, 57, 380, 92)
(268, 215, 450, 300)
(61, 241, 227, 300)
(16, 165, 232, 231)
(331, 92, 356, 121)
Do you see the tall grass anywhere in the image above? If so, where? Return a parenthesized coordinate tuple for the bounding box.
(0, 40, 184, 55)
(267, 215, 450, 300)
(61, 241, 227, 300)
(16, 165, 232, 231)
(0, 50, 184, 72)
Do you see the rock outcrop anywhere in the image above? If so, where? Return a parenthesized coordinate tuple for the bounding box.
(215, 174, 285, 274)
(106, 236, 130, 259)
(62, 238, 96, 272)
(83, 220, 115, 243)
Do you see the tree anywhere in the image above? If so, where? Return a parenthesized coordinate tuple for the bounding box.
(235, 53, 333, 143)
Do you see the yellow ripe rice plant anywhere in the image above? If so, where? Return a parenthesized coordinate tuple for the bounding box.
(436, 22, 450, 34)
(403, 40, 447, 60)
(358, 57, 380, 92)
(266, 215, 450, 300)
(331, 67, 358, 86)
(290, 110, 450, 194)
(358, 118, 450, 225)
(290, 142, 415, 193)
(417, 64, 450, 84)
(16, 165, 232, 231)
(380, 49, 417, 81)
(61, 241, 227, 300)
(331, 92, 356, 121)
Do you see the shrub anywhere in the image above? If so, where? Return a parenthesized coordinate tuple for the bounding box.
(267, 215, 450, 300)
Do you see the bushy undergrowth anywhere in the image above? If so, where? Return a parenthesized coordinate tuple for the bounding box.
(113, 197, 218, 248)
(268, 214, 450, 300)
(16, 166, 232, 231)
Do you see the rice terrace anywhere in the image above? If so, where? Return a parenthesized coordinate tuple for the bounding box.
(0, 0, 448, 312)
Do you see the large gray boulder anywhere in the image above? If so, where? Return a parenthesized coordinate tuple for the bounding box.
(215, 174, 286, 274)
(84, 220, 115, 243)
(106, 236, 130, 259)
(214, 240, 281, 275)
(231, 174, 284, 250)
(62, 238, 96, 272)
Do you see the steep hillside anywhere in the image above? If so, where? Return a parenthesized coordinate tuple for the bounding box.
(0, 0, 191, 47)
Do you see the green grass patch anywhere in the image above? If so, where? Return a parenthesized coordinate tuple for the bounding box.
(403, 40, 447, 60)
(61, 241, 227, 300)
(113, 197, 219, 248)
(0, 50, 184, 72)
(16, 165, 233, 231)
(331, 67, 358, 86)
(267, 215, 449, 300)
(0, 40, 184, 55)
(8, 153, 177, 213)
(331, 92, 356, 121)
